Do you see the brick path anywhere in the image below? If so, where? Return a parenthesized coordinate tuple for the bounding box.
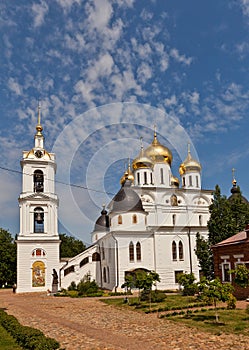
(0, 290, 249, 350)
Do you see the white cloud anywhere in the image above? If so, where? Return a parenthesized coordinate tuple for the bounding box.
(164, 95, 177, 107)
(239, 0, 249, 17)
(56, 0, 81, 11)
(8, 78, 23, 95)
(32, 0, 49, 28)
(170, 48, 193, 66)
(85, 0, 113, 31)
(137, 62, 152, 84)
(87, 53, 114, 82)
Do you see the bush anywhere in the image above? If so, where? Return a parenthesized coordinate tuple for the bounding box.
(77, 279, 103, 296)
(0, 310, 60, 350)
(68, 281, 77, 291)
(226, 293, 236, 309)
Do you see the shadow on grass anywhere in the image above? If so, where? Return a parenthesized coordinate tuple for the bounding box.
(185, 314, 225, 326)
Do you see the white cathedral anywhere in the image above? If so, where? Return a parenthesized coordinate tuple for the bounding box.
(16, 110, 213, 293)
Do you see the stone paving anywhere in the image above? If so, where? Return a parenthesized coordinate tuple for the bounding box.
(0, 290, 249, 350)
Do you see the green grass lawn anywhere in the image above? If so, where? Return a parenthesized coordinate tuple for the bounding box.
(167, 308, 249, 336)
(0, 324, 22, 350)
(102, 294, 203, 312)
(102, 294, 249, 336)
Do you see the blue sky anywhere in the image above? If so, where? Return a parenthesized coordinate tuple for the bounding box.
(1, 0, 249, 244)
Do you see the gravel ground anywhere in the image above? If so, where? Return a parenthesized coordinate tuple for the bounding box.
(0, 290, 248, 350)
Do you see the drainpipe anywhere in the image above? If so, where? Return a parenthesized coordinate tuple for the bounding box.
(111, 233, 119, 291)
(187, 226, 193, 274)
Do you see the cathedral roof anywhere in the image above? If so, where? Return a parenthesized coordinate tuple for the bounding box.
(110, 179, 145, 214)
(144, 130, 172, 166)
(94, 206, 110, 232)
(179, 144, 201, 175)
(228, 179, 248, 203)
(120, 162, 135, 185)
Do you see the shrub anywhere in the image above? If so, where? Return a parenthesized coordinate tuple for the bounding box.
(68, 281, 77, 291)
(226, 293, 236, 309)
(0, 310, 60, 350)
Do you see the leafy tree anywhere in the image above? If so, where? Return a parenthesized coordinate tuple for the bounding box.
(0, 228, 17, 286)
(208, 185, 233, 245)
(121, 274, 135, 293)
(198, 277, 234, 322)
(134, 270, 160, 303)
(177, 272, 198, 296)
(208, 185, 249, 246)
(195, 233, 214, 280)
(230, 264, 249, 289)
(59, 233, 86, 258)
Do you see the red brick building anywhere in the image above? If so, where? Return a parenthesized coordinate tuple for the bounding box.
(212, 227, 249, 299)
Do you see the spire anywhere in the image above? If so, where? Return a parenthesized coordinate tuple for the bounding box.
(36, 101, 43, 136)
(152, 124, 158, 145)
(232, 168, 237, 186)
(34, 101, 44, 149)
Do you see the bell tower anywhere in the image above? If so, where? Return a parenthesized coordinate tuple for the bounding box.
(16, 105, 60, 293)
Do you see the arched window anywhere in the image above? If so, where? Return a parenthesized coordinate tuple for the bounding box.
(103, 267, 107, 283)
(172, 214, 176, 226)
(160, 168, 164, 184)
(132, 214, 137, 224)
(199, 215, 202, 226)
(80, 257, 89, 268)
(118, 215, 122, 225)
(183, 177, 186, 187)
(172, 241, 177, 261)
(150, 173, 153, 185)
(33, 170, 44, 192)
(179, 241, 184, 260)
(196, 175, 199, 188)
(136, 242, 141, 261)
(32, 248, 46, 257)
(189, 175, 192, 187)
(92, 252, 100, 261)
(34, 207, 44, 233)
(129, 242, 134, 262)
(107, 266, 110, 283)
(144, 172, 148, 185)
(137, 172, 140, 185)
(101, 242, 105, 260)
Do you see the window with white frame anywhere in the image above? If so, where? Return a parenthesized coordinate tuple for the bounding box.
(222, 262, 231, 282)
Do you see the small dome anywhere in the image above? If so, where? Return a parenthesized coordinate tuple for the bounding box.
(228, 179, 248, 203)
(111, 180, 145, 214)
(120, 163, 135, 185)
(179, 146, 201, 175)
(132, 147, 153, 170)
(94, 207, 110, 232)
(171, 175, 180, 187)
(144, 131, 172, 166)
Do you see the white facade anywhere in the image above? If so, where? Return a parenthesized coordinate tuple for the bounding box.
(61, 132, 212, 291)
(16, 109, 61, 293)
(16, 119, 212, 292)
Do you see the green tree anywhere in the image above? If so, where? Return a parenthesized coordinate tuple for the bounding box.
(208, 185, 249, 246)
(134, 270, 160, 304)
(208, 185, 233, 245)
(230, 264, 249, 289)
(177, 272, 198, 296)
(59, 233, 86, 258)
(198, 277, 234, 322)
(121, 274, 135, 293)
(0, 228, 16, 286)
(195, 233, 214, 280)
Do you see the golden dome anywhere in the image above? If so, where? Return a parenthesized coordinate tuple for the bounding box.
(132, 147, 153, 170)
(144, 131, 172, 166)
(120, 163, 134, 185)
(179, 144, 201, 175)
(171, 175, 180, 187)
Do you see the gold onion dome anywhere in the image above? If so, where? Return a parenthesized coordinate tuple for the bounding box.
(132, 146, 153, 170)
(144, 130, 173, 166)
(120, 163, 134, 185)
(171, 175, 180, 187)
(179, 144, 201, 175)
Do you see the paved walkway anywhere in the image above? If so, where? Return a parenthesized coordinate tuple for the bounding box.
(0, 290, 249, 350)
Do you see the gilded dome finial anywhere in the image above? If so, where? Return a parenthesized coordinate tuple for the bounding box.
(36, 101, 43, 135)
(153, 124, 157, 144)
(232, 168, 237, 186)
(140, 136, 144, 150)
